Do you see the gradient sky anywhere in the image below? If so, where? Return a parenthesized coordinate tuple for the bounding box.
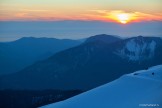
(0, 0, 162, 22)
(0, 0, 162, 41)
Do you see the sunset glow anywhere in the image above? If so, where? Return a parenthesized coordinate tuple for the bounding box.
(0, 0, 162, 22)
(117, 13, 130, 24)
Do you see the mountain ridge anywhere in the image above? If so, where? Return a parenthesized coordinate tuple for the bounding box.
(0, 35, 162, 90)
(0, 37, 82, 75)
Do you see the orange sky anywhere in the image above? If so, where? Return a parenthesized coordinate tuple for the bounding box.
(0, 0, 162, 23)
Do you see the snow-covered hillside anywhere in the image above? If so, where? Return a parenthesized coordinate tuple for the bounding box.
(41, 65, 162, 108)
(115, 37, 157, 61)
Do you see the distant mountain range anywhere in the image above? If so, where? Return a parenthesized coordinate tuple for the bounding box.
(0, 34, 162, 90)
(0, 37, 82, 75)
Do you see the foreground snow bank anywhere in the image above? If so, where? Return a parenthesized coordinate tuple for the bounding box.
(41, 65, 162, 108)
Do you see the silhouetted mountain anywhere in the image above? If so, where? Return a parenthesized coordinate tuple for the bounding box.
(0, 37, 82, 75)
(0, 35, 162, 90)
(85, 34, 121, 44)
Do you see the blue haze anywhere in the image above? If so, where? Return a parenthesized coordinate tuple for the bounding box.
(0, 21, 162, 42)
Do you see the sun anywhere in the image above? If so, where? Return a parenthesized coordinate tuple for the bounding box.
(117, 13, 130, 24)
(106, 11, 137, 24)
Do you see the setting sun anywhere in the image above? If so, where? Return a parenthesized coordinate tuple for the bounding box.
(117, 13, 130, 24)
(106, 11, 136, 24)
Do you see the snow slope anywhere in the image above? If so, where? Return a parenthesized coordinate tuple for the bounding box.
(41, 65, 162, 108)
(116, 38, 157, 61)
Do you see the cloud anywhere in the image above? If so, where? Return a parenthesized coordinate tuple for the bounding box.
(0, 6, 162, 22)
(91, 10, 162, 22)
(21, 9, 49, 12)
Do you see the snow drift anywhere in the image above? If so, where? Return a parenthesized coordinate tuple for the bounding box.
(41, 65, 162, 108)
